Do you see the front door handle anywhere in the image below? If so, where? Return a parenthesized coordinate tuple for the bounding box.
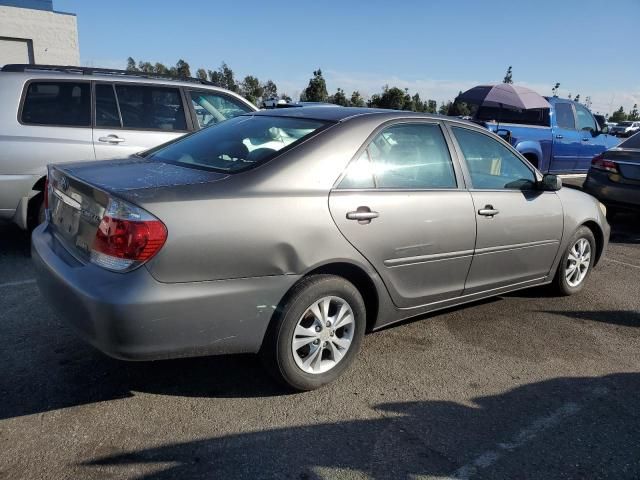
(346, 206, 379, 224)
(555, 134, 564, 139)
(98, 134, 125, 144)
(478, 205, 499, 217)
(582, 137, 590, 141)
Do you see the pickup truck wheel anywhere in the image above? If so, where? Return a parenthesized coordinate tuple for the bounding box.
(553, 226, 596, 296)
(261, 274, 366, 391)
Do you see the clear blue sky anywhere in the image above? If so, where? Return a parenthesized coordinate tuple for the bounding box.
(56, 0, 639, 114)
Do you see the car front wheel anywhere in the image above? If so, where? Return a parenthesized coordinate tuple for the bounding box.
(553, 226, 596, 296)
(261, 274, 366, 391)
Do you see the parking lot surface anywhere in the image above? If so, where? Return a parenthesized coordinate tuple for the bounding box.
(1, 214, 639, 480)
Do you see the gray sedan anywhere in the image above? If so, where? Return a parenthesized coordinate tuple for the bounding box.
(32, 107, 610, 390)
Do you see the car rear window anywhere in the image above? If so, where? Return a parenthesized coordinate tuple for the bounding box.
(21, 81, 91, 127)
(620, 132, 640, 149)
(148, 115, 329, 173)
(476, 106, 550, 127)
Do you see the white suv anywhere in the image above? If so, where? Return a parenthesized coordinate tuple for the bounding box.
(0, 64, 257, 229)
(610, 121, 640, 138)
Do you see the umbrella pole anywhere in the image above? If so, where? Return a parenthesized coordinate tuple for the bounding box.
(497, 103, 502, 131)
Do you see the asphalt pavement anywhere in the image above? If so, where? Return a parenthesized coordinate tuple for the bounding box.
(1, 212, 639, 480)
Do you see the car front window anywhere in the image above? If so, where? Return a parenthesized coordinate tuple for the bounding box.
(149, 115, 328, 173)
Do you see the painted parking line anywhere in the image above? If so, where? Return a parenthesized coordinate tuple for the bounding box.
(428, 386, 610, 480)
(605, 258, 640, 270)
(0, 278, 37, 288)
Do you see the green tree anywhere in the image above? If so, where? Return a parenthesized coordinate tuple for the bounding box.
(350, 90, 365, 107)
(241, 75, 264, 105)
(153, 63, 169, 75)
(503, 66, 513, 84)
(448, 91, 470, 116)
(208, 62, 239, 92)
(301, 69, 328, 102)
(438, 101, 451, 115)
(412, 93, 424, 112)
(609, 106, 627, 123)
(137, 61, 154, 73)
(126, 57, 138, 72)
(173, 59, 191, 78)
(262, 80, 278, 100)
(426, 99, 438, 114)
(329, 87, 349, 106)
(369, 85, 406, 110)
(628, 104, 639, 121)
(195, 68, 207, 81)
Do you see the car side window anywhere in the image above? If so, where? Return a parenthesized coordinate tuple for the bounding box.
(338, 150, 375, 189)
(189, 91, 252, 128)
(115, 85, 187, 131)
(340, 123, 456, 190)
(21, 81, 91, 127)
(555, 103, 576, 130)
(575, 104, 597, 133)
(95, 84, 121, 128)
(452, 127, 536, 190)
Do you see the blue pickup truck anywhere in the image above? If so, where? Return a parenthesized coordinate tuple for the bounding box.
(474, 97, 619, 174)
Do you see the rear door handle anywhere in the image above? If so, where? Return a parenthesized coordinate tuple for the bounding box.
(98, 135, 125, 144)
(555, 134, 564, 139)
(478, 205, 499, 217)
(346, 206, 379, 224)
(582, 137, 590, 141)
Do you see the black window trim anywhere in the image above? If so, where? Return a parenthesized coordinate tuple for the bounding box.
(445, 122, 542, 192)
(333, 118, 467, 192)
(91, 80, 193, 133)
(93, 81, 123, 128)
(18, 78, 94, 129)
(185, 88, 256, 131)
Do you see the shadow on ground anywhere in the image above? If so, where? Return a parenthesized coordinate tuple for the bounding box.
(79, 373, 640, 479)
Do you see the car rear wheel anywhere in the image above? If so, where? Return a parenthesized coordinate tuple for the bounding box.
(553, 226, 596, 296)
(261, 274, 366, 391)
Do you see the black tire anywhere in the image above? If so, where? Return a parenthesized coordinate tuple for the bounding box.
(552, 226, 596, 296)
(261, 274, 366, 391)
(27, 193, 45, 231)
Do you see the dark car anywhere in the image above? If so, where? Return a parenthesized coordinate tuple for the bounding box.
(584, 132, 640, 216)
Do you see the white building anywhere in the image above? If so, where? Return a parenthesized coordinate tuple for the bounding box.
(0, 0, 79, 66)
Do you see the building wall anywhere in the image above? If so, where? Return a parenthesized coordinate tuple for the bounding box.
(0, 5, 79, 66)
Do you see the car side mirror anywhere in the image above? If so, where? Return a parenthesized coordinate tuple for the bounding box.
(538, 174, 562, 191)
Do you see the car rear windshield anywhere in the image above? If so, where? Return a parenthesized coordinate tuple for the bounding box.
(148, 115, 329, 173)
(620, 132, 640, 149)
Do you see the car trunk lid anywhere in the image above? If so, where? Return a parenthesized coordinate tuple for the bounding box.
(47, 157, 229, 261)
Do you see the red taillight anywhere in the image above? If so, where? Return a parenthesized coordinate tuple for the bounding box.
(591, 154, 618, 173)
(90, 199, 167, 272)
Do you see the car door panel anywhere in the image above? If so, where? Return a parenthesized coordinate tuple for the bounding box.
(93, 82, 189, 160)
(464, 190, 563, 292)
(329, 190, 476, 308)
(550, 102, 581, 173)
(449, 125, 564, 293)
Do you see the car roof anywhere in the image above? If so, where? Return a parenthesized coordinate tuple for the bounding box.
(250, 105, 453, 123)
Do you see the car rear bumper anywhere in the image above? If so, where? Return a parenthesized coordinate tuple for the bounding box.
(584, 170, 640, 211)
(32, 223, 299, 360)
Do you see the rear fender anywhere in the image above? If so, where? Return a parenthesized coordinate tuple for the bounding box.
(515, 140, 543, 169)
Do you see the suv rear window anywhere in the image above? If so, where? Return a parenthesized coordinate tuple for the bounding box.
(149, 115, 328, 173)
(21, 81, 91, 127)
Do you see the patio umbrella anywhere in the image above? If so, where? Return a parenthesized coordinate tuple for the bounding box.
(456, 84, 551, 129)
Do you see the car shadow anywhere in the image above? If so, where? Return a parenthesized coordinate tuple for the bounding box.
(78, 373, 640, 479)
(609, 212, 640, 245)
(541, 309, 640, 328)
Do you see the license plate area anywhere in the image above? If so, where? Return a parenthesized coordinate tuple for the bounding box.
(51, 188, 82, 237)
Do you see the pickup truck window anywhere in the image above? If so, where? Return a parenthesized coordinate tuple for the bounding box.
(476, 106, 549, 127)
(555, 103, 576, 130)
(575, 104, 597, 132)
(452, 127, 535, 190)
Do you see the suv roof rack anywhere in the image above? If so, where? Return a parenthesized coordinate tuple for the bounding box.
(1, 64, 216, 87)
